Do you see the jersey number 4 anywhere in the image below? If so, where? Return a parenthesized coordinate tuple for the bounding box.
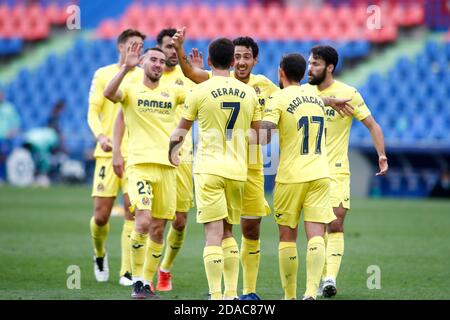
(297, 116, 324, 155)
(221, 102, 240, 140)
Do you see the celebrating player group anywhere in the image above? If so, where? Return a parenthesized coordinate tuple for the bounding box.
(87, 26, 388, 300)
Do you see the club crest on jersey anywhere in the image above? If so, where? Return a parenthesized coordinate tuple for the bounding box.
(175, 79, 184, 86)
(161, 91, 170, 98)
(97, 183, 104, 192)
(254, 86, 261, 95)
(142, 197, 150, 206)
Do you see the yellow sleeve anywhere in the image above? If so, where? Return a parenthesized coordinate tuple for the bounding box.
(351, 90, 371, 121)
(87, 70, 105, 138)
(251, 93, 261, 122)
(181, 90, 198, 121)
(119, 83, 129, 105)
(176, 85, 188, 105)
(263, 94, 281, 125)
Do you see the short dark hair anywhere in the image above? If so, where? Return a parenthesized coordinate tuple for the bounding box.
(233, 36, 259, 59)
(310, 45, 339, 73)
(280, 53, 306, 83)
(117, 29, 146, 44)
(208, 38, 234, 69)
(145, 47, 165, 55)
(156, 28, 177, 46)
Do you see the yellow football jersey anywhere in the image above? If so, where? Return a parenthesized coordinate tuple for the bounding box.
(304, 81, 371, 175)
(88, 64, 143, 158)
(208, 71, 279, 169)
(264, 85, 330, 184)
(161, 65, 195, 163)
(120, 81, 186, 167)
(182, 76, 260, 181)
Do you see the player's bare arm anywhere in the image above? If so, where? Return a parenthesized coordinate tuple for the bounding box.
(362, 115, 388, 176)
(322, 97, 354, 117)
(104, 41, 142, 103)
(259, 121, 277, 145)
(112, 109, 125, 178)
(172, 27, 209, 84)
(249, 120, 261, 145)
(169, 117, 194, 166)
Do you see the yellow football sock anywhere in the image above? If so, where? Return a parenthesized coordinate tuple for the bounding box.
(240, 236, 260, 295)
(143, 239, 164, 284)
(160, 225, 186, 272)
(130, 231, 148, 281)
(325, 232, 344, 280)
(222, 237, 239, 298)
(322, 231, 328, 279)
(278, 242, 298, 300)
(119, 219, 134, 276)
(203, 246, 223, 300)
(305, 236, 326, 299)
(90, 217, 109, 258)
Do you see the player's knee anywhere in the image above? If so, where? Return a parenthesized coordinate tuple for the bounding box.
(94, 213, 109, 226)
(241, 219, 261, 240)
(135, 216, 150, 234)
(328, 219, 344, 233)
(242, 226, 260, 240)
(172, 213, 187, 230)
(149, 223, 165, 242)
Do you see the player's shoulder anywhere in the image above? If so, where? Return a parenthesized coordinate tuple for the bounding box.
(94, 63, 117, 75)
(300, 83, 315, 91)
(334, 80, 359, 95)
(252, 73, 276, 86)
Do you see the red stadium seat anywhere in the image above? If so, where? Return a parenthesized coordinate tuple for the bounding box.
(266, 4, 283, 22)
(405, 3, 425, 25)
(336, 6, 353, 23)
(318, 4, 335, 24)
(124, 3, 144, 21)
(248, 5, 265, 23)
(96, 19, 118, 39)
(214, 4, 230, 22)
(144, 5, 159, 22)
(46, 3, 64, 24)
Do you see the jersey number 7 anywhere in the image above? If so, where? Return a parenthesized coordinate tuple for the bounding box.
(221, 102, 240, 140)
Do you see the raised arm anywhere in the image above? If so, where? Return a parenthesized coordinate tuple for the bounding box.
(361, 115, 388, 176)
(172, 27, 209, 84)
(112, 108, 125, 178)
(104, 41, 142, 103)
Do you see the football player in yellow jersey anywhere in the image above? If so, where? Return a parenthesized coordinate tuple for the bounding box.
(261, 53, 336, 300)
(87, 29, 145, 286)
(168, 38, 260, 300)
(172, 27, 276, 301)
(153, 28, 195, 292)
(104, 45, 187, 299)
(306, 45, 388, 298)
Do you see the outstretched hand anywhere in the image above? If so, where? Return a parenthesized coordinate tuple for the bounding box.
(124, 41, 142, 70)
(189, 48, 204, 69)
(328, 97, 354, 117)
(171, 26, 186, 50)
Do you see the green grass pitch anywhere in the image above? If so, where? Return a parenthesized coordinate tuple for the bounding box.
(0, 185, 449, 300)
